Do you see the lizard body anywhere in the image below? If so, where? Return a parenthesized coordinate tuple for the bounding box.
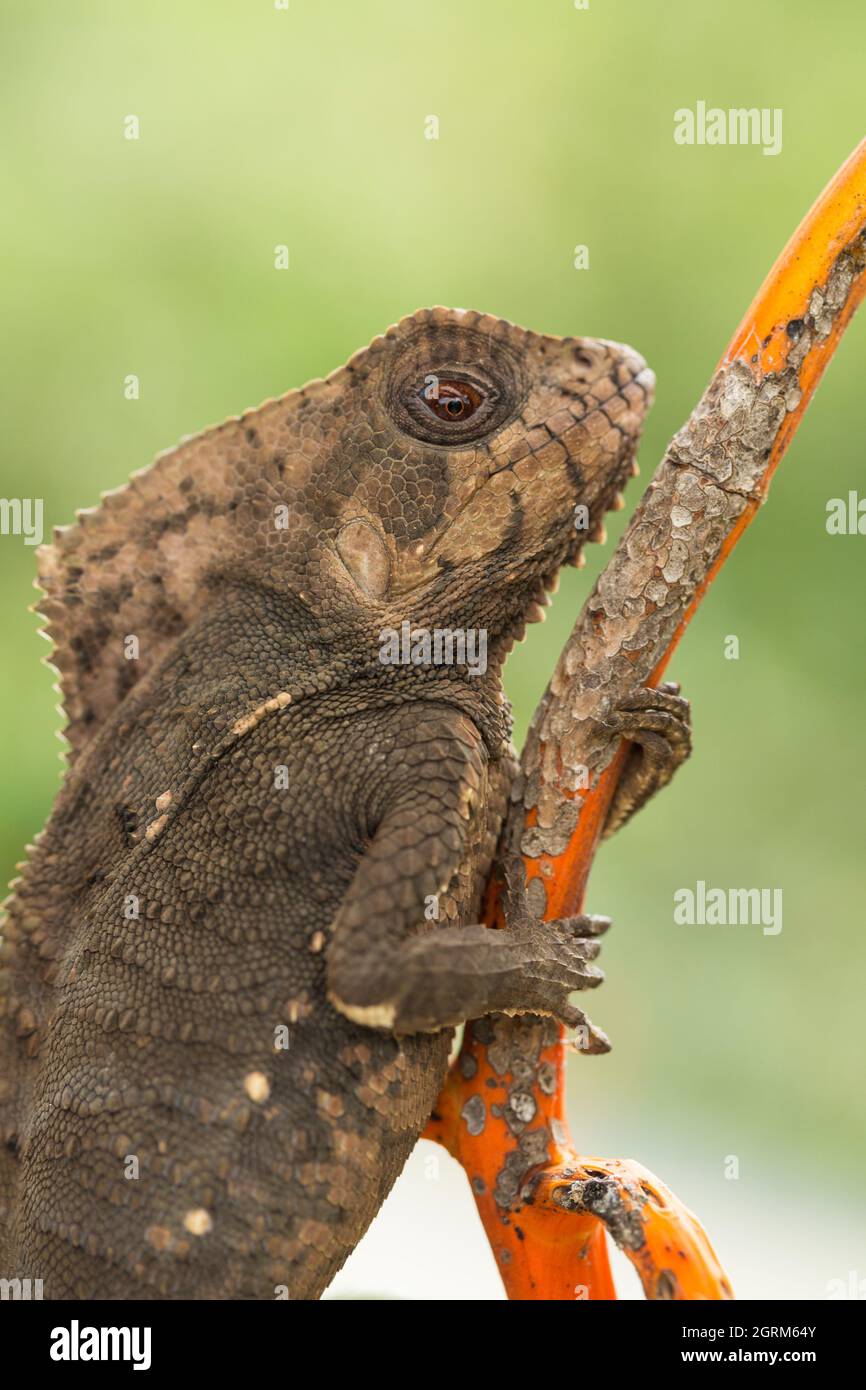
(0, 307, 682, 1298)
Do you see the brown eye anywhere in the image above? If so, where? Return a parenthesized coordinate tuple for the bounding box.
(420, 378, 484, 422)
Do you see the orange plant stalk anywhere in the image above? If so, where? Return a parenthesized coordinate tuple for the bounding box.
(426, 137, 866, 1300)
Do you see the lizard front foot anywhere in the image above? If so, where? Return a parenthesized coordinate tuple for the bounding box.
(382, 910, 609, 1037)
(601, 681, 691, 838)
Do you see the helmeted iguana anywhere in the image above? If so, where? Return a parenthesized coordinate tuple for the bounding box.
(0, 307, 689, 1298)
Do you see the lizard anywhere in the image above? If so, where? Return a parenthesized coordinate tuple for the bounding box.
(0, 306, 690, 1300)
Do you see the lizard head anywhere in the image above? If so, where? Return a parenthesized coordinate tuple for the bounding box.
(315, 307, 655, 676)
(37, 307, 654, 758)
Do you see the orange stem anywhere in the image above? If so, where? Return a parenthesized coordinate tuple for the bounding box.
(426, 137, 866, 1300)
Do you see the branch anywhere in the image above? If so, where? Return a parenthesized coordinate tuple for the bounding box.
(426, 137, 866, 1300)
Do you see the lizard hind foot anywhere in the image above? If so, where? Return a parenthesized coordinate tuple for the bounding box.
(601, 681, 691, 838)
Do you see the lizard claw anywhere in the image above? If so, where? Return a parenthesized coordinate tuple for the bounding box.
(548, 1000, 611, 1053)
(557, 913, 612, 939)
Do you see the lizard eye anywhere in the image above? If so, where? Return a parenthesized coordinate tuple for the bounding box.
(384, 329, 522, 446)
(419, 378, 484, 423)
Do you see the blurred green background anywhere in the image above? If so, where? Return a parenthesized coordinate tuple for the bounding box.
(1, 0, 864, 1297)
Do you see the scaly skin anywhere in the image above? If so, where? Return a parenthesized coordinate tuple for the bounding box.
(0, 307, 669, 1298)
